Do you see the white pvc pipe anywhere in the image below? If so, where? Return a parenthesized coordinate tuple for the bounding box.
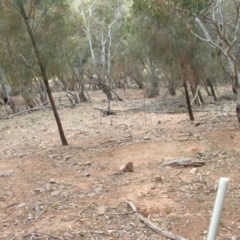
(207, 177, 229, 240)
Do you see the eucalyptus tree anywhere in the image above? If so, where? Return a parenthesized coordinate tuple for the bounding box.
(131, 0, 230, 119)
(112, 32, 146, 89)
(131, 1, 197, 119)
(188, 0, 240, 121)
(0, 0, 70, 145)
(159, 0, 240, 119)
(78, 0, 127, 100)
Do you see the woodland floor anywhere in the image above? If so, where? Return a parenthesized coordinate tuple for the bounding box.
(0, 86, 240, 240)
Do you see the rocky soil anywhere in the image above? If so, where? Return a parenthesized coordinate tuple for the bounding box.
(0, 87, 240, 239)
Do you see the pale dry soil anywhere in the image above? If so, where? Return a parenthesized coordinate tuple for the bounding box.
(0, 88, 240, 240)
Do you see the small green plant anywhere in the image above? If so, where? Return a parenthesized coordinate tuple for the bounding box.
(50, 203, 60, 209)
(229, 201, 238, 210)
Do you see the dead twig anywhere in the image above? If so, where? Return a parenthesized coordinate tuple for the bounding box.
(90, 230, 110, 235)
(5, 202, 19, 209)
(23, 227, 42, 238)
(162, 157, 205, 167)
(125, 200, 186, 240)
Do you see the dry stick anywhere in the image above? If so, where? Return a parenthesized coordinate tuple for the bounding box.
(8, 105, 51, 118)
(23, 227, 42, 238)
(125, 200, 186, 240)
(8, 101, 75, 118)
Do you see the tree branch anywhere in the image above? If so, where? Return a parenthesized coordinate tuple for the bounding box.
(194, 17, 228, 57)
(125, 200, 186, 240)
(14, 52, 40, 74)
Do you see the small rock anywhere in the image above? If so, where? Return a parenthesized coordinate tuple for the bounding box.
(27, 213, 33, 220)
(196, 152, 205, 158)
(144, 135, 150, 140)
(60, 191, 70, 198)
(51, 190, 61, 197)
(50, 178, 56, 184)
(82, 171, 90, 177)
(194, 122, 201, 126)
(189, 168, 198, 174)
(79, 161, 93, 166)
(17, 203, 26, 208)
(95, 187, 103, 194)
(64, 155, 71, 161)
(97, 206, 106, 215)
(157, 120, 162, 124)
(120, 162, 134, 172)
(155, 176, 163, 183)
(34, 188, 44, 194)
(45, 184, 52, 191)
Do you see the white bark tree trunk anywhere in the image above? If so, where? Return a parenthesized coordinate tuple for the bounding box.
(190, 1, 240, 121)
(80, 2, 96, 66)
(0, 65, 10, 102)
(192, 1, 240, 104)
(79, 1, 125, 92)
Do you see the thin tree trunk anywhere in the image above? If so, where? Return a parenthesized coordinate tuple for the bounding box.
(18, 1, 68, 145)
(168, 79, 176, 96)
(183, 80, 194, 121)
(206, 78, 217, 101)
(38, 78, 48, 105)
(0, 66, 9, 101)
(75, 65, 88, 103)
(0, 65, 15, 111)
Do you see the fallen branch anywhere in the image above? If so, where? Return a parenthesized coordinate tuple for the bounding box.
(8, 105, 51, 118)
(23, 227, 42, 238)
(125, 200, 186, 240)
(162, 157, 205, 167)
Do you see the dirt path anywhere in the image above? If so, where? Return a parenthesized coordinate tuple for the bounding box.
(0, 89, 240, 239)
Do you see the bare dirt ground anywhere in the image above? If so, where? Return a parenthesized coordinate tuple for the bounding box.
(0, 87, 240, 240)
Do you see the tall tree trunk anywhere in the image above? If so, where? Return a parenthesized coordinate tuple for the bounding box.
(168, 79, 176, 96)
(180, 60, 194, 121)
(38, 78, 48, 105)
(194, 14, 240, 122)
(18, 1, 68, 145)
(75, 61, 89, 103)
(0, 66, 9, 101)
(0, 65, 15, 111)
(206, 78, 217, 101)
(99, 82, 113, 101)
(183, 80, 194, 121)
(168, 63, 176, 96)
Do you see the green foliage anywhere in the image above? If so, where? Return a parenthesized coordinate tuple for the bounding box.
(132, 0, 173, 20)
(178, 0, 209, 15)
(0, 0, 77, 92)
(0, 0, 223, 101)
(132, 0, 209, 19)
